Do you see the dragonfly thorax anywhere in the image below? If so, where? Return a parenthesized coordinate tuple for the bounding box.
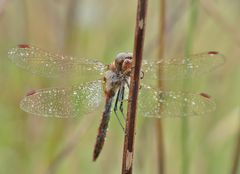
(104, 70, 126, 97)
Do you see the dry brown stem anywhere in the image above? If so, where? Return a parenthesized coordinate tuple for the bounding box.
(121, 0, 148, 173)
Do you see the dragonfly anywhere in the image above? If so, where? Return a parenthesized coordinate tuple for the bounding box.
(8, 44, 225, 161)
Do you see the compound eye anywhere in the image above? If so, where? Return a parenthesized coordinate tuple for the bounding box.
(116, 58, 124, 64)
(115, 57, 124, 70)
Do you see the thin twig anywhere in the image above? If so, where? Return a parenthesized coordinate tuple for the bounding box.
(121, 0, 148, 173)
(46, 112, 96, 174)
(155, 0, 165, 173)
(231, 108, 240, 174)
(144, 1, 187, 56)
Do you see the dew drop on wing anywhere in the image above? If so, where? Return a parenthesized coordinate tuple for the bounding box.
(138, 84, 217, 118)
(8, 44, 107, 79)
(141, 51, 225, 82)
(20, 80, 104, 118)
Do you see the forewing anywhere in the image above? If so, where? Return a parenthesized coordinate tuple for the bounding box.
(8, 44, 106, 77)
(138, 84, 216, 118)
(142, 51, 225, 81)
(20, 80, 104, 118)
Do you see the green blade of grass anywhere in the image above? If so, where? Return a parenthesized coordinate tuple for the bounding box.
(181, 1, 199, 174)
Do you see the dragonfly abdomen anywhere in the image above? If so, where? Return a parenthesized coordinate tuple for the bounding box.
(93, 96, 113, 161)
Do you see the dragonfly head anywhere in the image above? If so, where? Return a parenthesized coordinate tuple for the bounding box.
(115, 52, 133, 75)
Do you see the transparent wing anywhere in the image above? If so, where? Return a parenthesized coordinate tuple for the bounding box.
(8, 44, 107, 77)
(142, 51, 225, 81)
(20, 80, 104, 118)
(138, 84, 216, 118)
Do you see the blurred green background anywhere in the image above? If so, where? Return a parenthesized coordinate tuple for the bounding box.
(0, 0, 239, 174)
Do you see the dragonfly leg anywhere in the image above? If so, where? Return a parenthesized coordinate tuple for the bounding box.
(113, 88, 125, 131)
(119, 86, 126, 121)
(140, 70, 144, 79)
(124, 79, 130, 89)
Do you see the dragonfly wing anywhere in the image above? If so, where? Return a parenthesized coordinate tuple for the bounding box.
(8, 44, 107, 77)
(141, 51, 225, 81)
(138, 84, 216, 118)
(20, 80, 104, 118)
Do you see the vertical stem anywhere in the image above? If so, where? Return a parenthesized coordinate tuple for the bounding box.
(181, 117, 189, 174)
(121, 0, 148, 173)
(155, 0, 166, 173)
(181, 1, 198, 174)
(45, 112, 96, 174)
(64, 0, 78, 52)
(230, 109, 240, 174)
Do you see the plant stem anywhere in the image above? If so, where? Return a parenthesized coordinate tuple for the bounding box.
(46, 112, 96, 174)
(181, 1, 198, 174)
(121, 0, 148, 173)
(230, 109, 240, 174)
(155, 0, 166, 173)
(64, 0, 78, 52)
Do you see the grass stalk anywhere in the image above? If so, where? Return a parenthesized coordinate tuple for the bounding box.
(46, 112, 96, 174)
(121, 0, 148, 173)
(181, 1, 198, 174)
(230, 109, 240, 174)
(63, 0, 78, 52)
(155, 0, 166, 173)
(145, 1, 187, 56)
